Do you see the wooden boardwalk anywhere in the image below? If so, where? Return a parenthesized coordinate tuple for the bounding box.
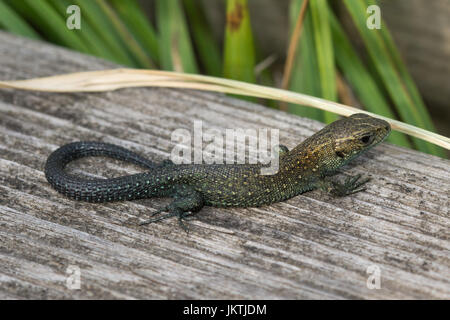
(0, 31, 449, 299)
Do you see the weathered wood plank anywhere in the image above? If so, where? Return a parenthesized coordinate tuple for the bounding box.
(0, 31, 449, 299)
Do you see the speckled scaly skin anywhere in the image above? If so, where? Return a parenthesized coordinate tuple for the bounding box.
(45, 113, 390, 229)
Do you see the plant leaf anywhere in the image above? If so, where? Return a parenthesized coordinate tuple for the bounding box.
(223, 0, 256, 84)
(0, 0, 41, 39)
(156, 0, 198, 73)
(343, 0, 445, 157)
(287, 0, 323, 121)
(309, 0, 338, 123)
(6, 0, 89, 53)
(329, 8, 410, 147)
(183, 0, 222, 76)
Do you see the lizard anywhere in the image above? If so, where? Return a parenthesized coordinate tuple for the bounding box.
(44, 113, 391, 230)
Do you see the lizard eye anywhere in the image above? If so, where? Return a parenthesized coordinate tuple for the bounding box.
(360, 134, 373, 145)
(335, 151, 345, 158)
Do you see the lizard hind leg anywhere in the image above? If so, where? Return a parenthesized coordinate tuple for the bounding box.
(139, 185, 204, 232)
(318, 174, 371, 197)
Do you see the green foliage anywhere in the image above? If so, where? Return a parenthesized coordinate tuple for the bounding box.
(223, 0, 256, 83)
(0, 0, 40, 39)
(156, 0, 198, 73)
(343, 0, 444, 157)
(288, 0, 323, 121)
(183, 0, 222, 76)
(328, 7, 410, 147)
(309, 0, 338, 123)
(0, 0, 443, 156)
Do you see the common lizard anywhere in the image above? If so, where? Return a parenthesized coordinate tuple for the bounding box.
(45, 113, 391, 230)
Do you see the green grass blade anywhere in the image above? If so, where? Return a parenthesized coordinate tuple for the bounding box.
(343, 0, 445, 157)
(378, 13, 436, 130)
(5, 0, 90, 53)
(0, 0, 41, 39)
(223, 0, 256, 84)
(183, 0, 222, 76)
(47, 0, 121, 63)
(287, 0, 323, 121)
(72, 0, 138, 66)
(156, 0, 198, 73)
(109, 0, 159, 65)
(96, 0, 154, 68)
(309, 0, 338, 123)
(329, 9, 410, 147)
(254, 51, 275, 91)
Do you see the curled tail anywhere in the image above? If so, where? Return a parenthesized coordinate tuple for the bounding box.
(45, 141, 157, 170)
(44, 141, 161, 202)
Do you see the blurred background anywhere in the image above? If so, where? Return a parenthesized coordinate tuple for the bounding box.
(0, 0, 448, 157)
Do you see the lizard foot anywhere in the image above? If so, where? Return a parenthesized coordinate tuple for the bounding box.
(330, 174, 370, 196)
(319, 174, 370, 197)
(139, 208, 195, 232)
(159, 159, 175, 167)
(138, 185, 204, 232)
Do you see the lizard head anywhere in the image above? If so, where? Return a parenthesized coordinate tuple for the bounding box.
(326, 113, 391, 170)
(293, 113, 391, 175)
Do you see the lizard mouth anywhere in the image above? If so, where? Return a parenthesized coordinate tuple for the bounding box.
(374, 121, 391, 145)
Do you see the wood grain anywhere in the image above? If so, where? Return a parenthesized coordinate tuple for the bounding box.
(0, 31, 449, 299)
